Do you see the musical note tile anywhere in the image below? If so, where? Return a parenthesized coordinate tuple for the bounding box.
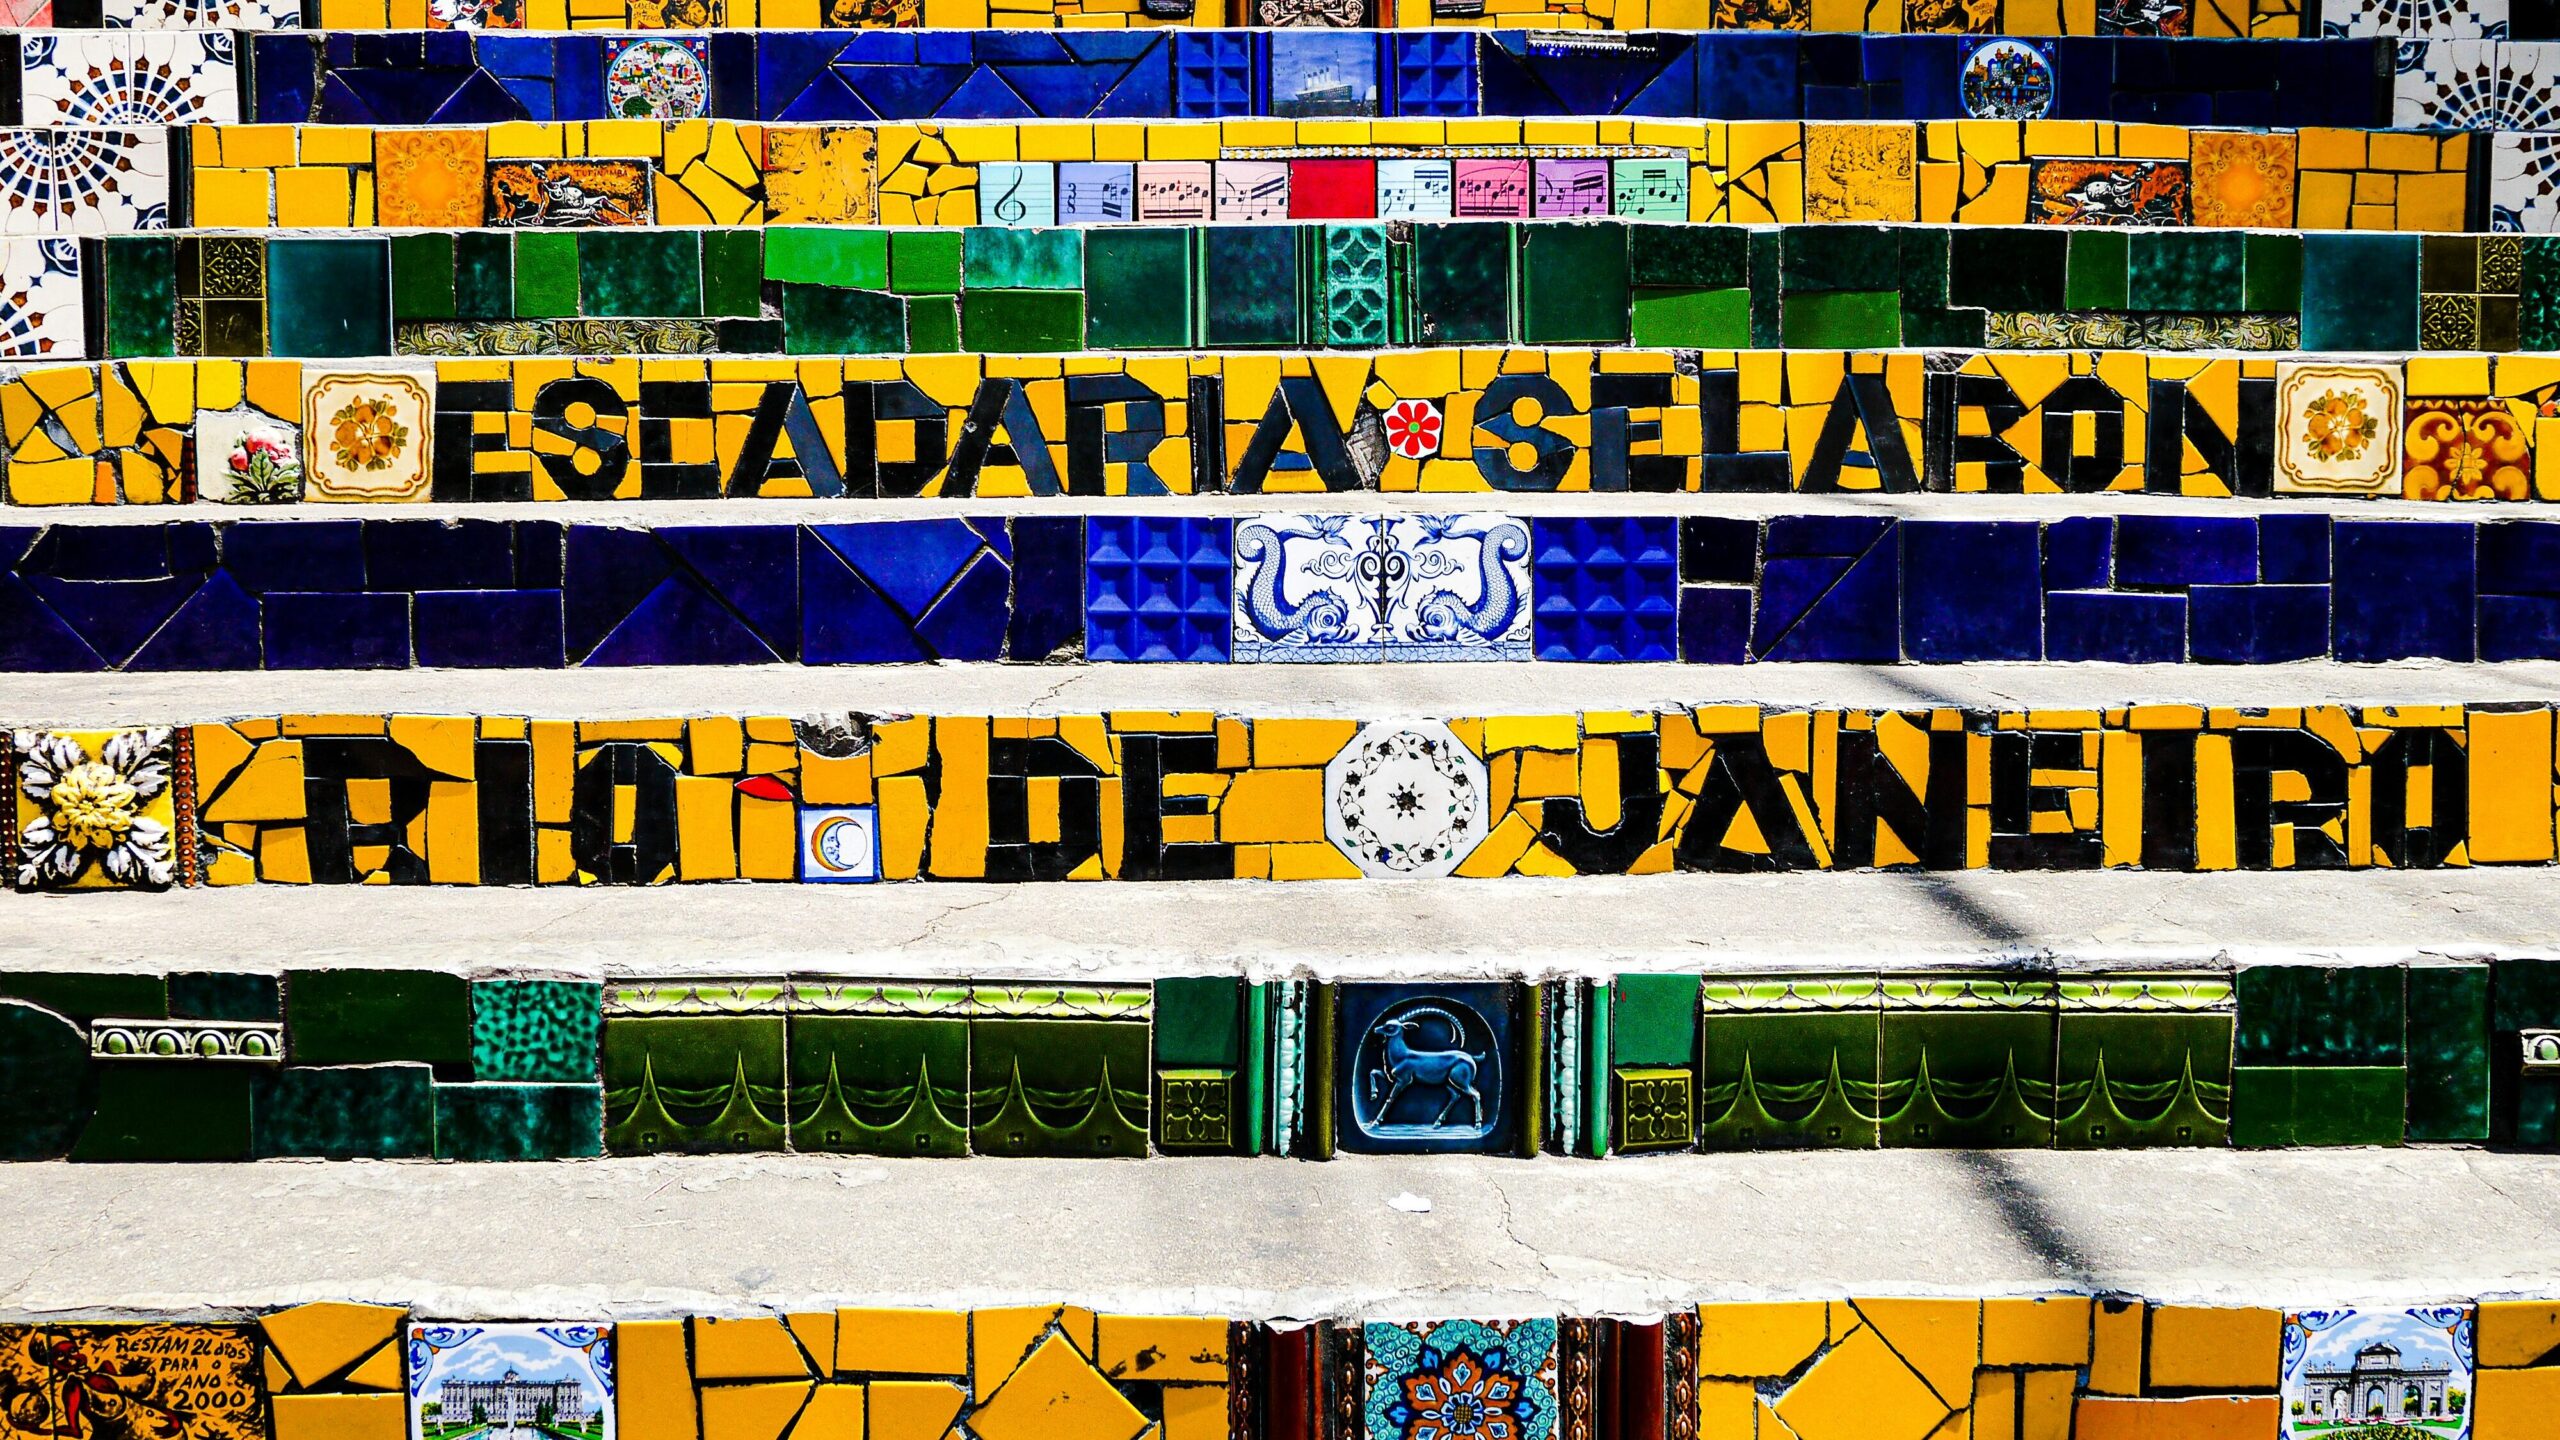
(1057, 162, 1136, 225)
(1215, 159, 1290, 222)
(1376, 159, 1454, 220)
(1136, 161, 1215, 222)
(1609, 159, 1689, 221)
(1453, 158, 1531, 219)
(1532, 158, 1611, 218)
(978, 163, 1057, 229)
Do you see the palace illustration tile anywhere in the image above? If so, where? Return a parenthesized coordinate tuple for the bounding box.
(406, 1325, 614, 1440)
(1363, 1319, 1558, 1440)
(2280, 1308, 2474, 1439)
(1230, 514, 1532, 663)
(2276, 362, 2404, 496)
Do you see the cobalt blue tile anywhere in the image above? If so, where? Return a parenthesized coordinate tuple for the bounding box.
(250, 34, 320, 122)
(578, 574, 786, 667)
(27, 522, 208, 580)
(476, 33, 557, 78)
(1803, 86, 1870, 120)
(1007, 515, 1084, 661)
(800, 533, 931, 664)
(1486, 32, 1694, 117)
(1764, 513, 1891, 557)
(710, 32, 759, 119)
(1084, 515, 1229, 663)
(223, 520, 366, 594)
(808, 520, 990, 620)
(1753, 546, 1897, 662)
(2189, 584, 2329, 663)
(1695, 33, 1798, 120)
(414, 590, 564, 668)
(1387, 31, 1475, 117)
(564, 526, 672, 659)
(2114, 515, 2256, 588)
(553, 35, 604, 122)
(1169, 31, 1254, 117)
(842, 62, 979, 121)
(2334, 520, 2475, 661)
(125, 573, 262, 672)
(21, 566, 204, 667)
(2303, 235, 2419, 351)
(1902, 521, 2041, 661)
(261, 592, 411, 669)
(2481, 596, 2560, 661)
(2045, 591, 2186, 663)
(1092, 39, 1172, 118)
(1680, 516, 1756, 584)
(658, 525, 801, 658)
(2259, 512, 2332, 585)
(2043, 515, 2112, 591)
(362, 518, 517, 593)
(1530, 516, 1678, 662)
(937, 67, 1044, 120)
(429, 69, 535, 124)
(0, 575, 109, 671)
(1679, 586, 1750, 664)
(915, 552, 1012, 660)
(2481, 521, 2560, 597)
(514, 521, 565, 588)
(763, 32, 864, 121)
(1883, 35, 1962, 118)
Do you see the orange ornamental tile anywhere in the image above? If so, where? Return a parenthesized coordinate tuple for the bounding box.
(374, 128, 488, 227)
(2189, 130, 2295, 228)
(2405, 397, 2532, 501)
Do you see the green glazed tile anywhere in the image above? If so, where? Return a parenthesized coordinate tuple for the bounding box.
(602, 1014, 786, 1154)
(1323, 223, 1390, 348)
(765, 227, 888, 288)
(1153, 978, 1244, 1070)
(1627, 225, 1745, 290)
(2229, 1065, 2404, 1148)
(1410, 222, 1511, 345)
(2235, 965, 2404, 1067)
(2405, 965, 2488, 1141)
(170, 972, 280, 1022)
(102, 237, 176, 358)
(1630, 287, 1749, 347)
(0, 1001, 91, 1160)
(71, 1064, 254, 1161)
(701, 230, 763, 318)
(2055, 1010, 2231, 1149)
(2302, 234, 2419, 351)
(2064, 231, 2130, 310)
(454, 232, 514, 320)
(512, 232, 581, 319)
(906, 296, 960, 353)
(1610, 974, 1700, 1068)
(1781, 291, 1900, 347)
(390, 233, 456, 322)
(266, 238, 391, 357)
(1901, 307, 1987, 347)
(2521, 238, 2560, 351)
(1748, 232, 1780, 347)
(891, 230, 963, 295)
(779, 285, 904, 354)
(962, 227, 1084, 290)
(1202, 226, 1301, 347)
(254, 1063, 434, 1159)
(579, 232, 702, 317)
(1085, 228, 1192, 349)
(0, 973, 164, 1022)
(1699, 999, 1880, 1150)
(1896, 227, 1951, 308)
(1948, 229, 2066, 311)
(472, 980, 602, 1083)
(286, 969, 471, 1068)
(1880, 1002, 2057, 1149)
(1521, 224, 1629, 344)
(435, 1083, 604, 1160)
(970, 1018, 1148, 1158)
(1780, 226, 1898, 292)
(788, 1014, 968, 1156)
(961, 290, 1084, 352)
(2243, 232, 2302, 314)
(2519, 1076, 2560, 1146)
(2127, 231, 2244, 314)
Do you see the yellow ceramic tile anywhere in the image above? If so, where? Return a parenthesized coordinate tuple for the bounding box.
(966, 1334, 1147, 1440)
(257, 1304, 404, 1392)
(1698, 1378, 1756, 1438)
(836, 1308, 967, 1377)
(1980, 1298, 2091, 1368)
(1852, 1300, 1979, 1408)
(699, 1382, 815, 1440)
(2145, 1306, 2279, 1393)
(1773, 1325, 1949, 1440)
(1159, 1384, 1226, 1440)
(1095, 1316, 1226, 1383)
(694, 1317, 817, 1381)
(866, 1382, 966, 1440)
(343, 1345, 402, 1392)
(271, 1394, 403, 1440)
(2087, 1299, 2144, 1396)
(784, 1384, 864, 1440)
(2481, 1301, 2560, 1369)
(2072, 1396, 2278, 1440)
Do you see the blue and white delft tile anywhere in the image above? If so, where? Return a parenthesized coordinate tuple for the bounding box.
(2491, 132, 2560, 231)
(0, 238, 82, 360)
(2395, 40, 2560, 127)
(1232, 513, 1532, 663)
(2326, 0, 2506, 39)
(2278, 1307, 2473, 1440)
(22, 33, 238, 128)
(105, 0, 299, 26)
(407, 1324, 616, 1440)
(0, 129, 171, 235)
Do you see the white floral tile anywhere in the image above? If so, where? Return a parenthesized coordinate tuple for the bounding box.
(0, 237, 83, 360)
(0, 128, 171, 235)
(2326, 0, 2507, 39)
(2492, 132, 2560, 232)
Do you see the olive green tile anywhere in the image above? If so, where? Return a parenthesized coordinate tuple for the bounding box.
(71, 1064, 253, 1161)
(435, 1082, 603, 1160)
(1699, 979, 1880, 1151)
(2405, 965, 2489, 1142)
(701, 230, 764, 318)
(286, 969, 470, 1068)
(962, 226, 1083, 290)
(1781, 290, 1900, 347)
(2055, 1010, 2231, 1149)
(1880, 990, 2057, 1149)
(970, 1018, 1147, 1158)
(1520, 223, 1628, 344)
(601, 1013, 786, 1154)
(961, 290, 1084, 352)
(2243, 232, 2301, 314)
(579, 231, 701, 317)
(788, 1014, 967, 1156)
(390, 233, 455, 322)
(1610, 974, 1700, 1069)
(471, 979, 601, 1083)
(512, 232, 580, 318)
(1627, 225, 1745, 290)
(1085, 227, 1192, 349)
(254, 1063, 434, 1159)
(779, 284, 904, 354)
(765, 227, 887, 288)
(0, 1000, 91, 1160)
(1748, 230, 1780, 346)
(891, 230, 963, 295)
(1780, 225, 1898, 291)
(1897, 226, 1951, 308)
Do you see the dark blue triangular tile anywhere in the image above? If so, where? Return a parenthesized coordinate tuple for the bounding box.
(124, 572, 263, 672)
(659, 525, 799, 657)
(801, 538, 930, 665)
(580, 575, 781, 667)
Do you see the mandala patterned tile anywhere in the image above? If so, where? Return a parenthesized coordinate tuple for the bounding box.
(1363, 1319, 1558, 1440)
(1322, 719, 1489, 881)
(2396, 40, 2560, 128)
(0, 237, 81, 360)
(2324, 0, 2507, 36)
(603, 38, 711, 122)
(2492, 133, 2560, 231)
(407, 1324, 615, 1440)
(1231, 514, 1532, 663)
(20, 33, 239, 128)
(0, 129, 170, 235)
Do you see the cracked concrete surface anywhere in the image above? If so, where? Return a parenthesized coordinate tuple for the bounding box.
(4, 1150, 2558, 1320)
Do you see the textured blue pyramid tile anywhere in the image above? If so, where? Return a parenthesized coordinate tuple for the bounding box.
(1388, 32, 1474, 117)
(581, 575, 782, 667)
(1901, 520, 2040, 662)
(660, 525, 800, 658)
(915, 551, 1012, 661)
(811, 520, 985, 618)
(0, 574, 108, 671)
(1170, 31, 1254, 117)
(564, 525, 674, 660)
(801, 537, 930, 665)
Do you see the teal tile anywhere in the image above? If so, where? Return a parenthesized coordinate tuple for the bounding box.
(471, 980, 602, 1083)
(1411, 222, 1511, 344)
(2405, 965, 2489, 1141)
(891, 230, 963, 295)
(1898, 227, 1953, 308)
(2128, 231, 2244, 313)
(1630, 288, 1748, 347)
(1782, 291, 1900, 347)
(1322, 223, 1389, 348)
(286, 969, 471, 1068)
(2523, 237, 2560, 352)
(2236, 965, 2404, 1067)
(435, 1083, 603, 1160)
(2243, 232, 2302, 314)
(2064, 231, 2130, 310)
(254, 1063, 435, 1159)
(454, 231, 513, 319)
(102, 237, 176, 358)
(1085, 228, 1191, 349)
(512, 232, 580, 318)
(779, 284, 904, 354)
(1202, 226, 1301, 347)
(579, 231, 701, 317)
(2230, 1066, 2404, 1148)
(1520, 223, 1628, 344)
(702, 230, 763, 318)
(71, 1064, 254, 1161)
(0, 1000, 91, 1160)
(0, 973, 164, 1022)
(962, 291, 1084, 352)
(390, 233, 455, 322)
(1153, 977, 1244, 1070)
(602, 1014, 786, 1154)
(1610, 974, 1700, 1068)
(266, 238, 392, 357)
(788, 1014, 967, 1156)
(765, 228, 887, 288)
(962, 227, 1084, 289)
(970, 1018, 1147, 1158)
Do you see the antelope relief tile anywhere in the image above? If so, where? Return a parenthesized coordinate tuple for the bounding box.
(1336, 982, 1520, 1155)
(2276, 362, 2403, 497)
(0, 1324, 265, 1440)
(1232, 514, 1532, 663)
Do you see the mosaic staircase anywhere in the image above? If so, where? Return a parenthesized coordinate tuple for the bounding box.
(10, 0, 2560, 1437)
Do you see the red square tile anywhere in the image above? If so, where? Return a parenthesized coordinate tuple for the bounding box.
(1288, 159, 1377, 220)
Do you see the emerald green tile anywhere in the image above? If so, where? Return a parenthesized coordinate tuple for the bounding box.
(906, 296, 960, 353)
(1085, 228, 1192, 349)
(788, 1014, 967, 1156)
(779, 284, 904, 354)
(1698, 978, 1879, 1150)
(267, 238, 392, 357)
(2235, 965, 2404, 1067)
(1411, 222, 1510, 344)
(286, 969, 470, 1067)
(71, 1064, 253, 1160)
(512, 232, 581, 318)
(390, 233, 456, 322)
(2523, 238, 2560, 351)
(1879, 984, 2056, 1149)
(2128, 230, 2245, 313)
(961, 291, 1084, 352)
(2520, 1076, 2560, 1145)
(2493, 958, 2560, 1143)
(2230, 1066, 2404, 1148)
(471, 980, 601, 1083)
(1948, 229, 2066, 311)
(102, 237, 176, 358)
(963, 227, 1084, 290)
(454, 232, 513, 319)
(2243, 232, 2302, 314)
(891, 230, 963, 295)
(170, 972, 279, 1022)
(435, 1082, 603, 1160)
(970, 1018, 1147, 1158)
(766, 228, 888, 288)
(1610, 974, 1700, 1068)
(0, 1001, 91, 1160)
(1748, 231, 1780, 347)
(1897, 227, 1950, 308)
(1520, 224, 1628, 344)
(701, 230, 763, 318)
(1202, 226, 1301, 347)
(602, 1013, 785, 1154)
(579, 231, 701, 317)
(0, 973, 164, 1022)
(1630, 288, 1749, 347)
(1781, 291, 1900, 347)
(2406, 965, 2489, 1141)
(2064, 231, 2130, 310)
(1154, 977, 1244, 1070)
(1902, 307, 1987, 347)
(254, 1063, 434, 1159)
(2055, 1009, 2231, 1149)
(1780, 226, 1898, 291)
(1628, 225, 1745, 290)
